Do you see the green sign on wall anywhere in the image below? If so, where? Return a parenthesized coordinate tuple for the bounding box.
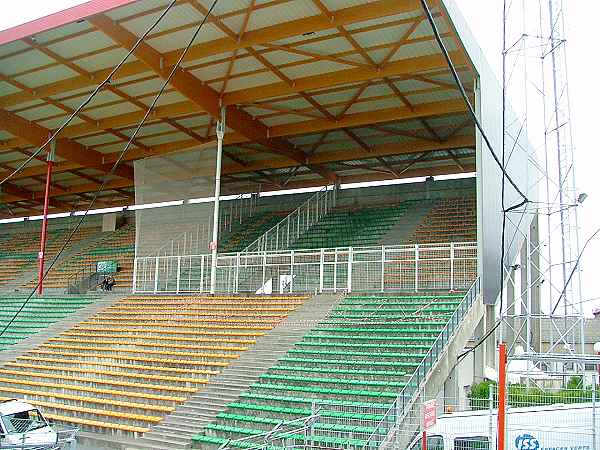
(97, 260, 118, 274)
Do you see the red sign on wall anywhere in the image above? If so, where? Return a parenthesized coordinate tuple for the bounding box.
(423, 399, 437, 430)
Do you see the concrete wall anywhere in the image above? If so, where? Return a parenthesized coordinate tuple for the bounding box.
(252, 178, 475, 214)
(336, 178, 475, 208)
(0, 215, 102, 235)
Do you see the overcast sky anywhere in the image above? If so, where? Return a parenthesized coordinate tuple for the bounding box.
(1, 1, 598, 312)
(454, 0, 600, 314)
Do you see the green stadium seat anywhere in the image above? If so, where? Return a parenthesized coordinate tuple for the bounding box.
(193, 293, 468, 449)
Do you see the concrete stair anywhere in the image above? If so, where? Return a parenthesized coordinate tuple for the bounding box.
(124, 293, 344, 450)
(381, 200, 435, 245)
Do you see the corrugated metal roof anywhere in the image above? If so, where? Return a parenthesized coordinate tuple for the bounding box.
(0, 0, 477, 216)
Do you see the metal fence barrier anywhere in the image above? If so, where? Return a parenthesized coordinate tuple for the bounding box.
(349, 386, 598, 450)
(132, 242, 477, 294)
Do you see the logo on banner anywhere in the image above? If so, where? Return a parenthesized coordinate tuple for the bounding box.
(515, 434, 539, 450)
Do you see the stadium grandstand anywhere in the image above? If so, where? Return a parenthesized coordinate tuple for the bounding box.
(0, 0, 590, 450)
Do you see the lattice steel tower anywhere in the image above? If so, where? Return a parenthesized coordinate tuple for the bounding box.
(500, 0, 585, 370)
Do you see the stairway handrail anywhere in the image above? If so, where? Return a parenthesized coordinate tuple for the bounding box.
(220, 192, 256, 234)
(241, 184, 334, 253)
(360, 276, 482, 449)
(215, 410, 320, 449)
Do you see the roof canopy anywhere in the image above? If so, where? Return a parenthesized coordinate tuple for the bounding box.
(0, 0, 476, 218)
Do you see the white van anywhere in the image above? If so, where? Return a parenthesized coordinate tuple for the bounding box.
(0, 400, 59, 449)
(409, 402, 598, 450)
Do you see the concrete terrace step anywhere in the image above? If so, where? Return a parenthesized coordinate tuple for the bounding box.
(124, 293, 344, 450)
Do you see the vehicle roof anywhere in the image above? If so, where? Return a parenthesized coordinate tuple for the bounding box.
(0, 400, 37, 416)
(439, 401, 594, 420)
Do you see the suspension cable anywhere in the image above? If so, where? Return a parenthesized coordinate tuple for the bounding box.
(0, 0, 220, 338)
(0, 0, 179, 188)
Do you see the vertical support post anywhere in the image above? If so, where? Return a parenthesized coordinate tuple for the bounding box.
(319, 248, 324, 293)
(200, 255, 205, 292)
(593, 380, 597, 450)
(176, 256, 181, 294)
(153, 256, 159, 294)
(333, 250, 338, 293)
(422, 431, 427, 450)
(333, 181, 338, 207)
(235, 253, 240, 294)
(290, 250, 294, 293)
(306, 198, 310, 228)
(210, 107, 226, 295)
(381, 246, 385, 292)
(37, 141, 56, 295)
(415, 244, 419, 293)
(347, 247, 353, 293)
(530, 214, 542, 353)
(520, 232, 530, 353)
(262, 251, 267, 290)
(450, 242, 455, 291)
(505, 269, 516, 352)
(488, 384, 494, 443)
(394, 399, 401, 447)
(498, 342, 507, 450)
(132, 258, 137, 293)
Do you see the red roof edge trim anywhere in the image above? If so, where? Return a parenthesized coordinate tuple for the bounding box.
(0, 0, 141, 47)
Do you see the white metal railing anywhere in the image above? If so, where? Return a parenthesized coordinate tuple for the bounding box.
(142, 223, 209, 258)
(361, 277, 481, 448)
(241, 185, 335, 253)
(220, 193, 257, 235)
(140, 195, 257, 259)
(132, 242, 477, 294)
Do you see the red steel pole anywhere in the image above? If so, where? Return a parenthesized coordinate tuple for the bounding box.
(497, 342, 507, 450)
(37, 158, 54, 295)
(422, 430, 427, 450)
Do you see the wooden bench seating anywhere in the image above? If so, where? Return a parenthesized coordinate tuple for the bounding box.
(47, 337, 248, 352)
(0, 386, 174, 414)
(0, 368, 199, 394)
(5, 362, 209, 385)
(0, 293, 310, 435)
(0, 397, 162, 425)
(44, 413, 149, 434)
(0, 377, 186, 403)
(15, 355, 219, 377)
(59, 331, 256, 345)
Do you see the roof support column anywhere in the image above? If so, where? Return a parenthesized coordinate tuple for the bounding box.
(37, 140, 56, 295)
(210, 108, 225, 295)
